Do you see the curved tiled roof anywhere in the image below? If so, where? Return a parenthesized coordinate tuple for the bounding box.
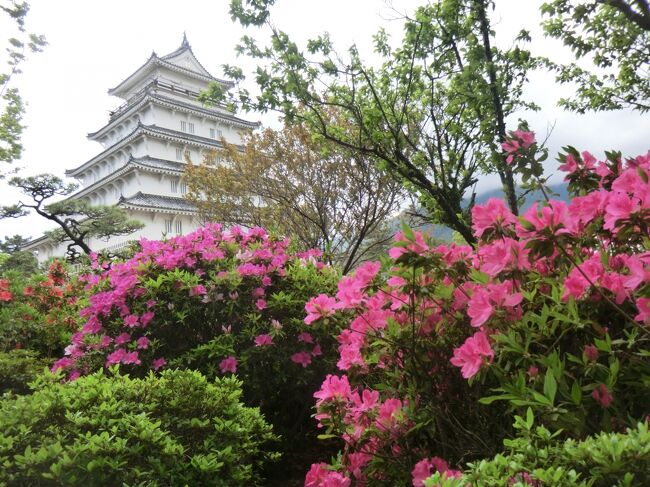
(108, 36, 233, 97)
(118, 192, 197, 214)
(67, 123, 225, 177)
(66, 156, 184, 200)
(88, 90, 259, 140)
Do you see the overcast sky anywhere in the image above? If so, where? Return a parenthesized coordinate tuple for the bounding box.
(1, 0, 648, 241)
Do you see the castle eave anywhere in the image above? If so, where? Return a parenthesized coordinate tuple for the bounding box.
(67, 124, 224, 177)
(118, 192, 197, 215)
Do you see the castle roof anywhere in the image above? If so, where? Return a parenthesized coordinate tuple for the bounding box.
(88, 88, 259, 141)
(66, 123, 226, 178)
(107, 35, 233, 98)
(68, 156, 184, 201)
(118, 192, 197, 215)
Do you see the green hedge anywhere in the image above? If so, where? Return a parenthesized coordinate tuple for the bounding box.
(0, 369, 279, 486)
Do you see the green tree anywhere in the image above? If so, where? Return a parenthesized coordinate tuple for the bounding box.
(185, 119, 403, 274)
(0, 234, 38, 275)
(0, 174, 143, 261)
(0, 1, 46, 177)
(541, 0, 650, 113)
(205, 0, 538, 244)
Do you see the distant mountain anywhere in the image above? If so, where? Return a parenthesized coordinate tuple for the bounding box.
(395, 183, 570, 242)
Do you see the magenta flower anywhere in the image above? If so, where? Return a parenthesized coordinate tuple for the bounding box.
(106, 348, 127, 366)
(291, 351, 312, 368)
(254, 334, 273, 347)
(122, 351, 141, 365)
(305, 463, 351, 487)
(189, 284, 207, 296)
(255, 298, 267, 310)
(592, 383, 613, 408)
(115, 332, 131, 345)
(304, 293, 338, 324)
(636, 297, 650, 323)
(124, 314, 140, 328)
(152, 357, 166, 371)
(450, 331, 494, 379)
(472, 198, 518, 239)
(314, 375, 354, 407)
(219, 356, 237, 374)
(136, 336, 150, 349)
(411, 457, 460, 487)
(298, 332, 314, 344)
(467, 288, 493, 327)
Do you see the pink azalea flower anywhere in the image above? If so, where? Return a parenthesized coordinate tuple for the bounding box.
(305, 463, 351, 487)
(513, 129, 535, 148)
(558, 153, 579, 175)
(312, 343, 322, 357)
(255, 298, 267, 310)
(51, 357, 74, 372)
(583, 344, 599, 361)
(471, 198, 518, 239)
(140, 311, 155, 326)
(375, 398, 404, 432)
(478, 238, 530, 276)
(314, 375, 354, 407)
(219, 356, 237, 374)
(305, 294, 338, 324)
(467, 288, 493, 327)
(152, 357, 166, 371)
(635, 297, 650, 323)
(136, 336, 150, 349)
(450, 331, 494, 379)
(122, 351, 141, 365)
(254, 334, 273, 346)
(592, 383, 613, 408)
(291, 351, 312, 368)
(298, 332, 314, 344)
(106, 348, 127, 366)
(251, 287, 265, 298)
(189, 284, 207, 296)
(115, 332, 131, 345)
(124, 314, 140, 328)
(412, 456, 461, 487)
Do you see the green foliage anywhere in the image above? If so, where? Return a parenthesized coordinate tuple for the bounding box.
(541, 0, 650, 113)
(1, 174, 144, 261)
(449, 413, 650, 486)
(0, 1, 47, 176)
(212, 0, 540, 242)
(0, 250, 38, 276)
(0, 349, 50, 395)
(185, 120, 403, 274)
(0, 369, 279, 486)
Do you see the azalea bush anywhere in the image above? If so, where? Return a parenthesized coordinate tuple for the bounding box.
(0, 261, 84, 358)
(52, 224, 340, 479)
(304, 142, 650, 485)
(0, 369, 278, 486)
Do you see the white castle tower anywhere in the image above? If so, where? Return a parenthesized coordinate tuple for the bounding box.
(25, 35, 259, 262)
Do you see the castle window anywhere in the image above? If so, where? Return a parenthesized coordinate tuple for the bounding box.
(184, 150, 191, 160)
(180, 120, 187, 132)
(164, 219, 173, 233)
(175, 148, 182, 160)
(188, 122, 195, 134)
(209, 128, 215, 138)
(180, 181, 188, 194)
(170, 179, 178, 193)
(175, 220, 183, 234)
